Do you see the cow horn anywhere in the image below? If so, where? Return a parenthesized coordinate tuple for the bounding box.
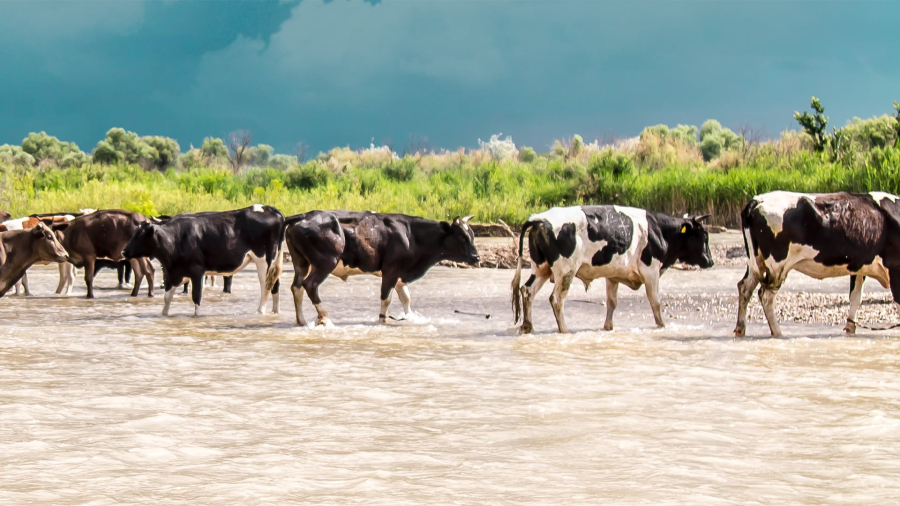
(693, 214, 711, 223)
(452, 215, 461, 224)
(461, 215, 474, 224)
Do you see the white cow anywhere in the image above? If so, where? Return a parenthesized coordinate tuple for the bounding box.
(511, 205, 714, 333)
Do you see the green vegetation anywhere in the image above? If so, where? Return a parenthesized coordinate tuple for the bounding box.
(1, 99, 899, 228)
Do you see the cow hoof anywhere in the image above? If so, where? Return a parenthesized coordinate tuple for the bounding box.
(316, 318, 334, 328)
(517, 325, 533, 335)
(602, 323, 613, 331)
(843, 322, 856, 334)
(733, 327, 746, 337)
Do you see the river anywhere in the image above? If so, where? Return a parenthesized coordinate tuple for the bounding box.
(2, 262, 899, 504)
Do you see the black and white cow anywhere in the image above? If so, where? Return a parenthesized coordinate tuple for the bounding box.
(122, 205, 284, 316)
(283, 211, 480, 326)
(511, 205, 714, 333)
(735, 191, 900, 337)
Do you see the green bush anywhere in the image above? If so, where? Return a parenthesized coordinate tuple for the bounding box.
(283, 164, 331, 190)
(518, 146, 537, 163)
(381, 158, 419, 182)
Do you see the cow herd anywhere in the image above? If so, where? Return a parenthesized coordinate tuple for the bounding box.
(2, 190, 900, 337)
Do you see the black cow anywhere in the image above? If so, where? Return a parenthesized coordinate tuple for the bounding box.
(735, 191, 900, 337)
(511, 205, 714, 333)
(123, 205, 284, 316)
(284, 211, 480, 326)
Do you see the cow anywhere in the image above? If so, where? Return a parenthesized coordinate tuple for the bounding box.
(283, 211, 480, 327)
(734, 191, 900, 337)
(122, 205, 284, 316)
(0, 223, 70, 297)
(53, 210, 155, 298)
(511, 205, 714, 334)
(1, 211, 86, 295)
(0, 210, 11, 222)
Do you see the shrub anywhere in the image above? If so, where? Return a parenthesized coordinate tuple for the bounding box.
(283, 164, 331, 190)
(21, 132, 85, 166)
(0, 145, 36, 167)
(518, 146, 537, 163)
(382, 158, 420, 182)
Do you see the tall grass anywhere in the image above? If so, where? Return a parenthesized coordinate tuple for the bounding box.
(2, 145, 899, 228)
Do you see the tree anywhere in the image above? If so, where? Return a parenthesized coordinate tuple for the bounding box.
(200, 137, 228, 165)
(249, 144, 274, 167)
(0, 144, 36, 166)
(793, 97, 829, 152)
(227, 130, 252, 173)
(20, 132, 86, 167)
(698, 120, 741, 161)
(92, 128, 159, 169)
(143, 136, 181, 169)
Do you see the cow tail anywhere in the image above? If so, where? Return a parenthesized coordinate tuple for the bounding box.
(511, 221, 537, 324)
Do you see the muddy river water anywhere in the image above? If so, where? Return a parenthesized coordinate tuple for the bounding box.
(2, 257, 900, 504)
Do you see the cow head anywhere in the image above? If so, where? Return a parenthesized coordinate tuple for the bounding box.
(676, 214, 714, 269)
(440, 215, 480, 266)
(32, 222, 69, 263)
(0, 210, 10, 222)
(123, 222, 160, 260)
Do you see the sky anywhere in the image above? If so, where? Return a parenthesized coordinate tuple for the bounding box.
(1, 0, 898, 155)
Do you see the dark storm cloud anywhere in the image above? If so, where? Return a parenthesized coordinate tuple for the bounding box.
(1, 0, 898, 154)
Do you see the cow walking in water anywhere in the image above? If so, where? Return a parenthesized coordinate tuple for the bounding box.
(283, 211, 480, 326)
(511, 205, 714, 333)
(122, 205, 284, 316)
(0, 223, 70, 297)
(53, 210, 155, 298)
(735, 191, 900, 337)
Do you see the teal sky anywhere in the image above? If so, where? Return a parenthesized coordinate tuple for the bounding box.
(1, 0, 897, 154)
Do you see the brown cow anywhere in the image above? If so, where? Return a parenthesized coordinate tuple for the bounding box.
(0, 223, 70, 297)
(55, 210, 155, 298)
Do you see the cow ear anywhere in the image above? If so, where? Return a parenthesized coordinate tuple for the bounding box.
(440, 221, 452, 233)
(680, 220, 692, 234)
(52, 223, 69, 231)
(31, 226, 44, 237)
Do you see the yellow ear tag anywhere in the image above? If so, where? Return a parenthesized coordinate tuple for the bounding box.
(681, 226, 686, 234)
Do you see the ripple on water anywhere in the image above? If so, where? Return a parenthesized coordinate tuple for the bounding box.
(1, 265, 900, 504)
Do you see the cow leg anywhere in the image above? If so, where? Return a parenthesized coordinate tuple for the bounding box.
(603, 279, 619, 331)
(844, 275, 866, 334)
(162, 286, 178, 316)
(271, 278, 280, 315)
(758, 284, 783, 337)
(183, 282, 190, 294)
(644, 271, 665, 328)
(60, 263, 75, 295)
(396, 281, 413, 317)
(223, 276, 233, 294)
(253, 256, 271, 314)
(379, 276, 400, 323)
(734, 267, 760, 337)
(303, 269, 333, 327)
(124, 262, 133, 287)
(290, 280, 308, 327)
(519, 273, 549, 334)
(83, 258, 96, 299)
(55, 263, 68, 294)
(889, 269, 900, 321)
(129, 259, 142, 297)
(143, 259, 155, 297)
(549, 272, 575, 333)
(191, 275, 204, 316)
(116, 263, 126, 289)
(20, 273, 32, 296)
